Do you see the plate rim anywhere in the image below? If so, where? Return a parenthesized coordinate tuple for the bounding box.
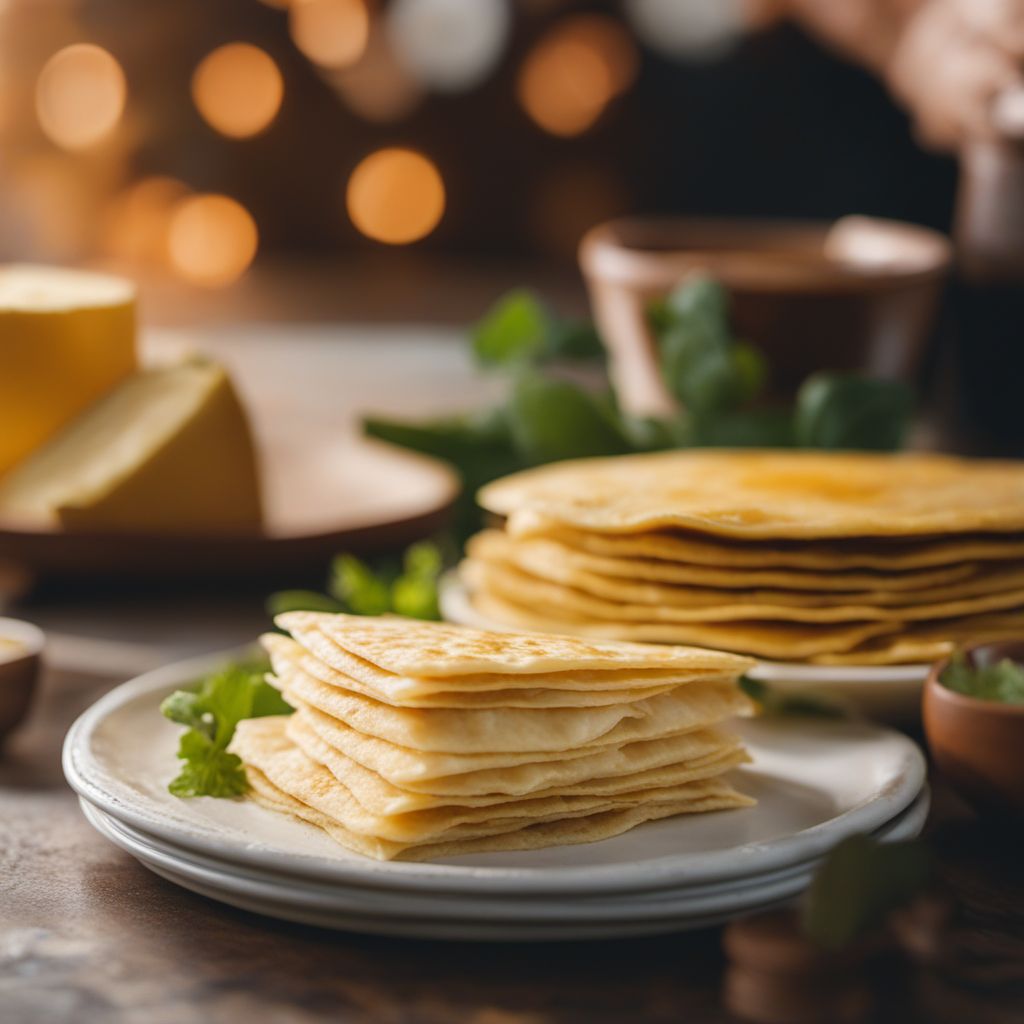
(63, 646, 927, 895)
(78, 785, 929, 921)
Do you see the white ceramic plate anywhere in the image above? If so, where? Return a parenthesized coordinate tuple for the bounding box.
(63, 648, 926, 899)
(80, 786, 929, 919)
(79, 790, 927, 941)
(440, 572, 931, 721)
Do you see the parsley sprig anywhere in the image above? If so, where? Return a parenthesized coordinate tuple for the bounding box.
(160, 662, 292, 798)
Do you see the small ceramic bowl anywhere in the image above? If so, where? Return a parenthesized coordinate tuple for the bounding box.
(578, 215, 952, 417)
(0, 616, 44, 743)
(923, 642, 1024, 814)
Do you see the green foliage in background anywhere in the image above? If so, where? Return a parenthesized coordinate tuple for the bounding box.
(364, 278, 914, 538)
(738, 676, 846, 718)
(267, 540, 446, 623)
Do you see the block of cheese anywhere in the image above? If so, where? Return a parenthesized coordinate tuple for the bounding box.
(0, 360, 263, 534)
(0, 265, 137, 477)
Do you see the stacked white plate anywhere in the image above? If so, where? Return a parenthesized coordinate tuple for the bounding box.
(64, 649, 929, 941)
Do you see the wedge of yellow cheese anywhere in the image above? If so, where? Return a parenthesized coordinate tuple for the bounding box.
(0, 264, 137, 477)
(0, 360, 263, 534)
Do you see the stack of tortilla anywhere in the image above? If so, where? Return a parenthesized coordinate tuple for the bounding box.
(464, 450, 1024, 666)
(230, 611, 755, 861)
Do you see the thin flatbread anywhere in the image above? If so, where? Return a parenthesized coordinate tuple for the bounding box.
(278, 678, 751, 785)
(232, 717, 750, 845)
(277, 610, 753, 678)
(462, 558, 1024, 625)
(286, 711, 748, 816)
(467, 530, 981, 593)
(479, 451, 1024, 540)
(812, 612, 1024, 665)
(271, 661, 733, 754)
(263, 633, 685, 708)
(245, 764, 752, 861)
(533, 523, 1024, 573)
(297, 701, 749, 798)
(470, 590, 893, 660)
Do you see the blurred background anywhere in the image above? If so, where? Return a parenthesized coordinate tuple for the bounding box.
(0, 0, 958, 320)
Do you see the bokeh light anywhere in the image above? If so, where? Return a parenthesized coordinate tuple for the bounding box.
(191, 43, 283, 139)
(329, 25, 424, 122)
(35, 44, 126, 151)
(290, 0, 369, 69)
(388, 0, 509, 93)
(517, 16, 638, 137)
(167, 194, 259, 287)
(345, 148, 445, 245)
(625, 0, 744, 61)
(103, 176, 190, 266)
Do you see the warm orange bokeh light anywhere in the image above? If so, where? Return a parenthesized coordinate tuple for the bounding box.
(104, 177, 190, 265)
(191, 43, 284, 139)
(36, 44, 126, 151)
(167, 194, 259, 287)
(517, 15, 638, 137)
(346, 148, 445, 245)
(290, 0, 369, 69)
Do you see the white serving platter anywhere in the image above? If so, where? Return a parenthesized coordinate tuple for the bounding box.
(63, 648, 926, 903)
(79, 789, 927, 940)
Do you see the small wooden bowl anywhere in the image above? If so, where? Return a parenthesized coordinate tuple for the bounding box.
(923, 642, 1024, 815)
(578, 215, 952, 417)
(0, 616, 43, 743)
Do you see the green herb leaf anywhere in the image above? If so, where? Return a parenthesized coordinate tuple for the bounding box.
(390, 540, 443, 620)
(162, 660, 291, 799)
(803, 835, 930, 949)
(739, 675, 845, 718)
(665, 275, 730, 332)
(544, 318, 604, 361)
(168, 732, 248, 798)
(940, 650, 1024, 704)
(472, 290, 548, 366)
(507, 371, 632, 467)
(795, 373, 912, 451)
(654, 278, 765, 420)
(158, 689, 209, 735)
(329, 554, 392, 616)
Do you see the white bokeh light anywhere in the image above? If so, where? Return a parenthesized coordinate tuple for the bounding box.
(625, 0, 745, 61)
(387, 0, 510, 93)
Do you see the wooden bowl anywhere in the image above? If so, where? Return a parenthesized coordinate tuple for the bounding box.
(923, 642, 1024, 815)
(0, 616, 43, 743)
(578, 215, 952, 416)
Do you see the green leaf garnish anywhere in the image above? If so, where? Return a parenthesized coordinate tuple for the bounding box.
(739, 675, 845, 718)
(160, 661, 290, 798)
(795, 373, 913, 451)
(940, 650, 1024, 704)
(472, 290, 603, 367)
(267, 541, 447, 624)
(506, 371, 631, 466)
(803, 835, 930, 949)
(390, 541, 443, 620)
(330, 554, 392, 615)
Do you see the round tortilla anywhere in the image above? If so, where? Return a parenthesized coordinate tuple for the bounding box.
(479, 451, 1024, 540)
